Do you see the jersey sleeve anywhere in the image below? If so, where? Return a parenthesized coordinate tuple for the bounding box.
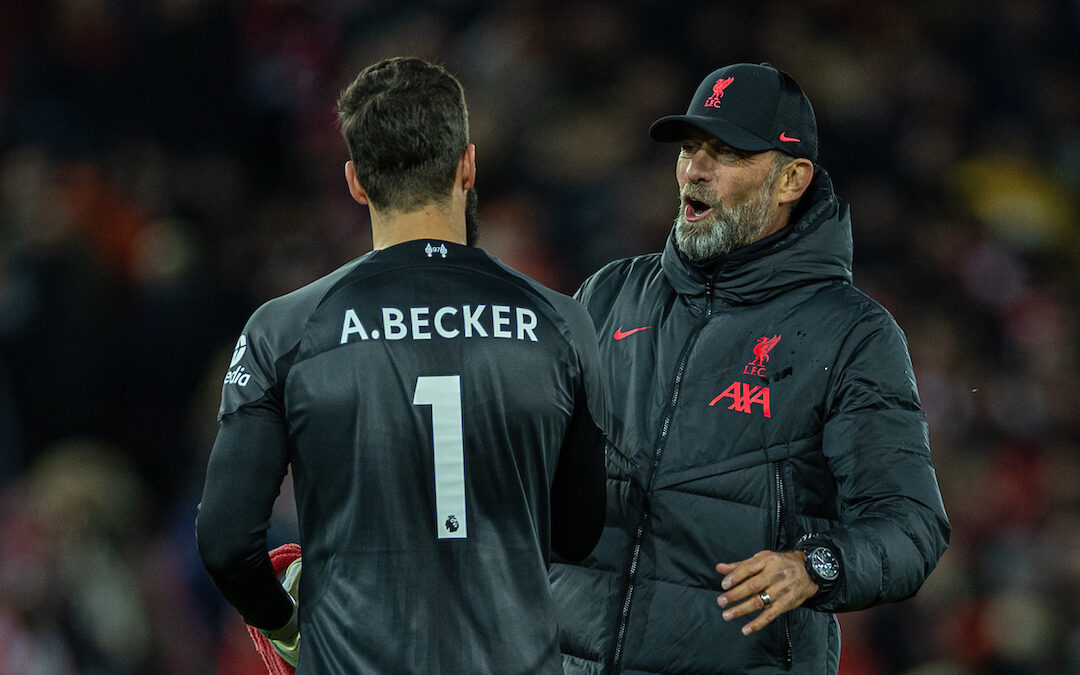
(549, 296, 608, 561)
(195, 399, 295, 629)
(219, 304, 287, 419)
(197, 299, 303, 629)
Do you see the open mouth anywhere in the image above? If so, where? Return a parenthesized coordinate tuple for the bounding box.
(683, 197, 713, 222)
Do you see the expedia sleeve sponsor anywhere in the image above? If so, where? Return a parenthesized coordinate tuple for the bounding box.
(340, 304, 540, 344)
(219, 330, 274, 419)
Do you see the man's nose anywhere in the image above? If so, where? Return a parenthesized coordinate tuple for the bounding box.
(684, 150, 714, 183)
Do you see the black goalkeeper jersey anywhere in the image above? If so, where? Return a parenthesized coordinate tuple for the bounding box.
(196, 239, 607, 674)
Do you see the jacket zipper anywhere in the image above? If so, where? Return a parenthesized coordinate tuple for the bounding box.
(774, 462, 793, 670)
(611, 284, 714, 671)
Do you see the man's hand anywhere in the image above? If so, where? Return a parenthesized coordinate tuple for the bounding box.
(715, 550, 818, 635)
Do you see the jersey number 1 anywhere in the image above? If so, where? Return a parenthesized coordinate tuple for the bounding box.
(413, 375, 467, 539)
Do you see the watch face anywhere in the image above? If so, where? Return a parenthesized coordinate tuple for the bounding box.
(809, 547, 839, 582)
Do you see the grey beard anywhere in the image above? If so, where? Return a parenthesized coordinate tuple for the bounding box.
(674, 163, 784, 262)
(674, 198, 771, 261)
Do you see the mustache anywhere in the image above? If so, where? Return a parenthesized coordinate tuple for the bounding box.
(680, 184, 720, 208)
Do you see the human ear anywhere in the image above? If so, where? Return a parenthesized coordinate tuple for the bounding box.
(344, 161, 370, 205)
(779, 159, 814, 205)
(458, 144, 477, 191)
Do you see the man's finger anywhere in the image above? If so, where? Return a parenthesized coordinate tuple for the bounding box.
(738, 608, 781, 635)
(715, 552, 768, 590)
(720, 591, 757, 615)
(717, 573, 769, 608)
(714, 561, 736, 575)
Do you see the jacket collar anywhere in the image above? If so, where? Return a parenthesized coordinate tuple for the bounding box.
(661, 166, 853, 305)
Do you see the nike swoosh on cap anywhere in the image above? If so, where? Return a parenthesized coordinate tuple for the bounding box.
(779, 132, 801, 142)
(613, 326, 650, 340)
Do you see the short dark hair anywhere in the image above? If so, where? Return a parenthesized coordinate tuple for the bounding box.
(336, 57, 470, 212)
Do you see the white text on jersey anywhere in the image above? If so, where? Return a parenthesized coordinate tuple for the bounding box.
(340, 305, 539, 344)
(224, 364, 252, 387)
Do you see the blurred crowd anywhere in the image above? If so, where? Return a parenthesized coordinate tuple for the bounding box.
(0, 0, 1078, 673)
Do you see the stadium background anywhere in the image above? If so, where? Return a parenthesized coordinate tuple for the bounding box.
(1, 0, 1078, 672)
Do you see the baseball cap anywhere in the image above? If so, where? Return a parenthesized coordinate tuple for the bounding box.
(650, 62, 818, 162)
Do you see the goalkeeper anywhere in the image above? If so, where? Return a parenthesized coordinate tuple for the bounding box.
(195, 57, 607, 674)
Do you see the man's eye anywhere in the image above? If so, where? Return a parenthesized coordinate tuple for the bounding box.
(680, 144, 699, 154)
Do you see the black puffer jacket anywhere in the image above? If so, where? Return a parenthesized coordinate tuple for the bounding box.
(551, 169, 950, 674)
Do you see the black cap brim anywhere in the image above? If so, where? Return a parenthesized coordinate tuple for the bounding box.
(649, 114, 774, 152)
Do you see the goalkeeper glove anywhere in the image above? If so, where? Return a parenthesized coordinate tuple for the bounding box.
(258, 557, 302, 667)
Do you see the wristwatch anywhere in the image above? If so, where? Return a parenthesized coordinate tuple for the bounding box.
(796, 535, 840, 593)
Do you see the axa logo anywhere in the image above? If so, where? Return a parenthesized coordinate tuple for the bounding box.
(745, 334, 781, 377)
(708, 334, 782, 417)
(704, 76, 735, 108)
(710, 382, 771, 418)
